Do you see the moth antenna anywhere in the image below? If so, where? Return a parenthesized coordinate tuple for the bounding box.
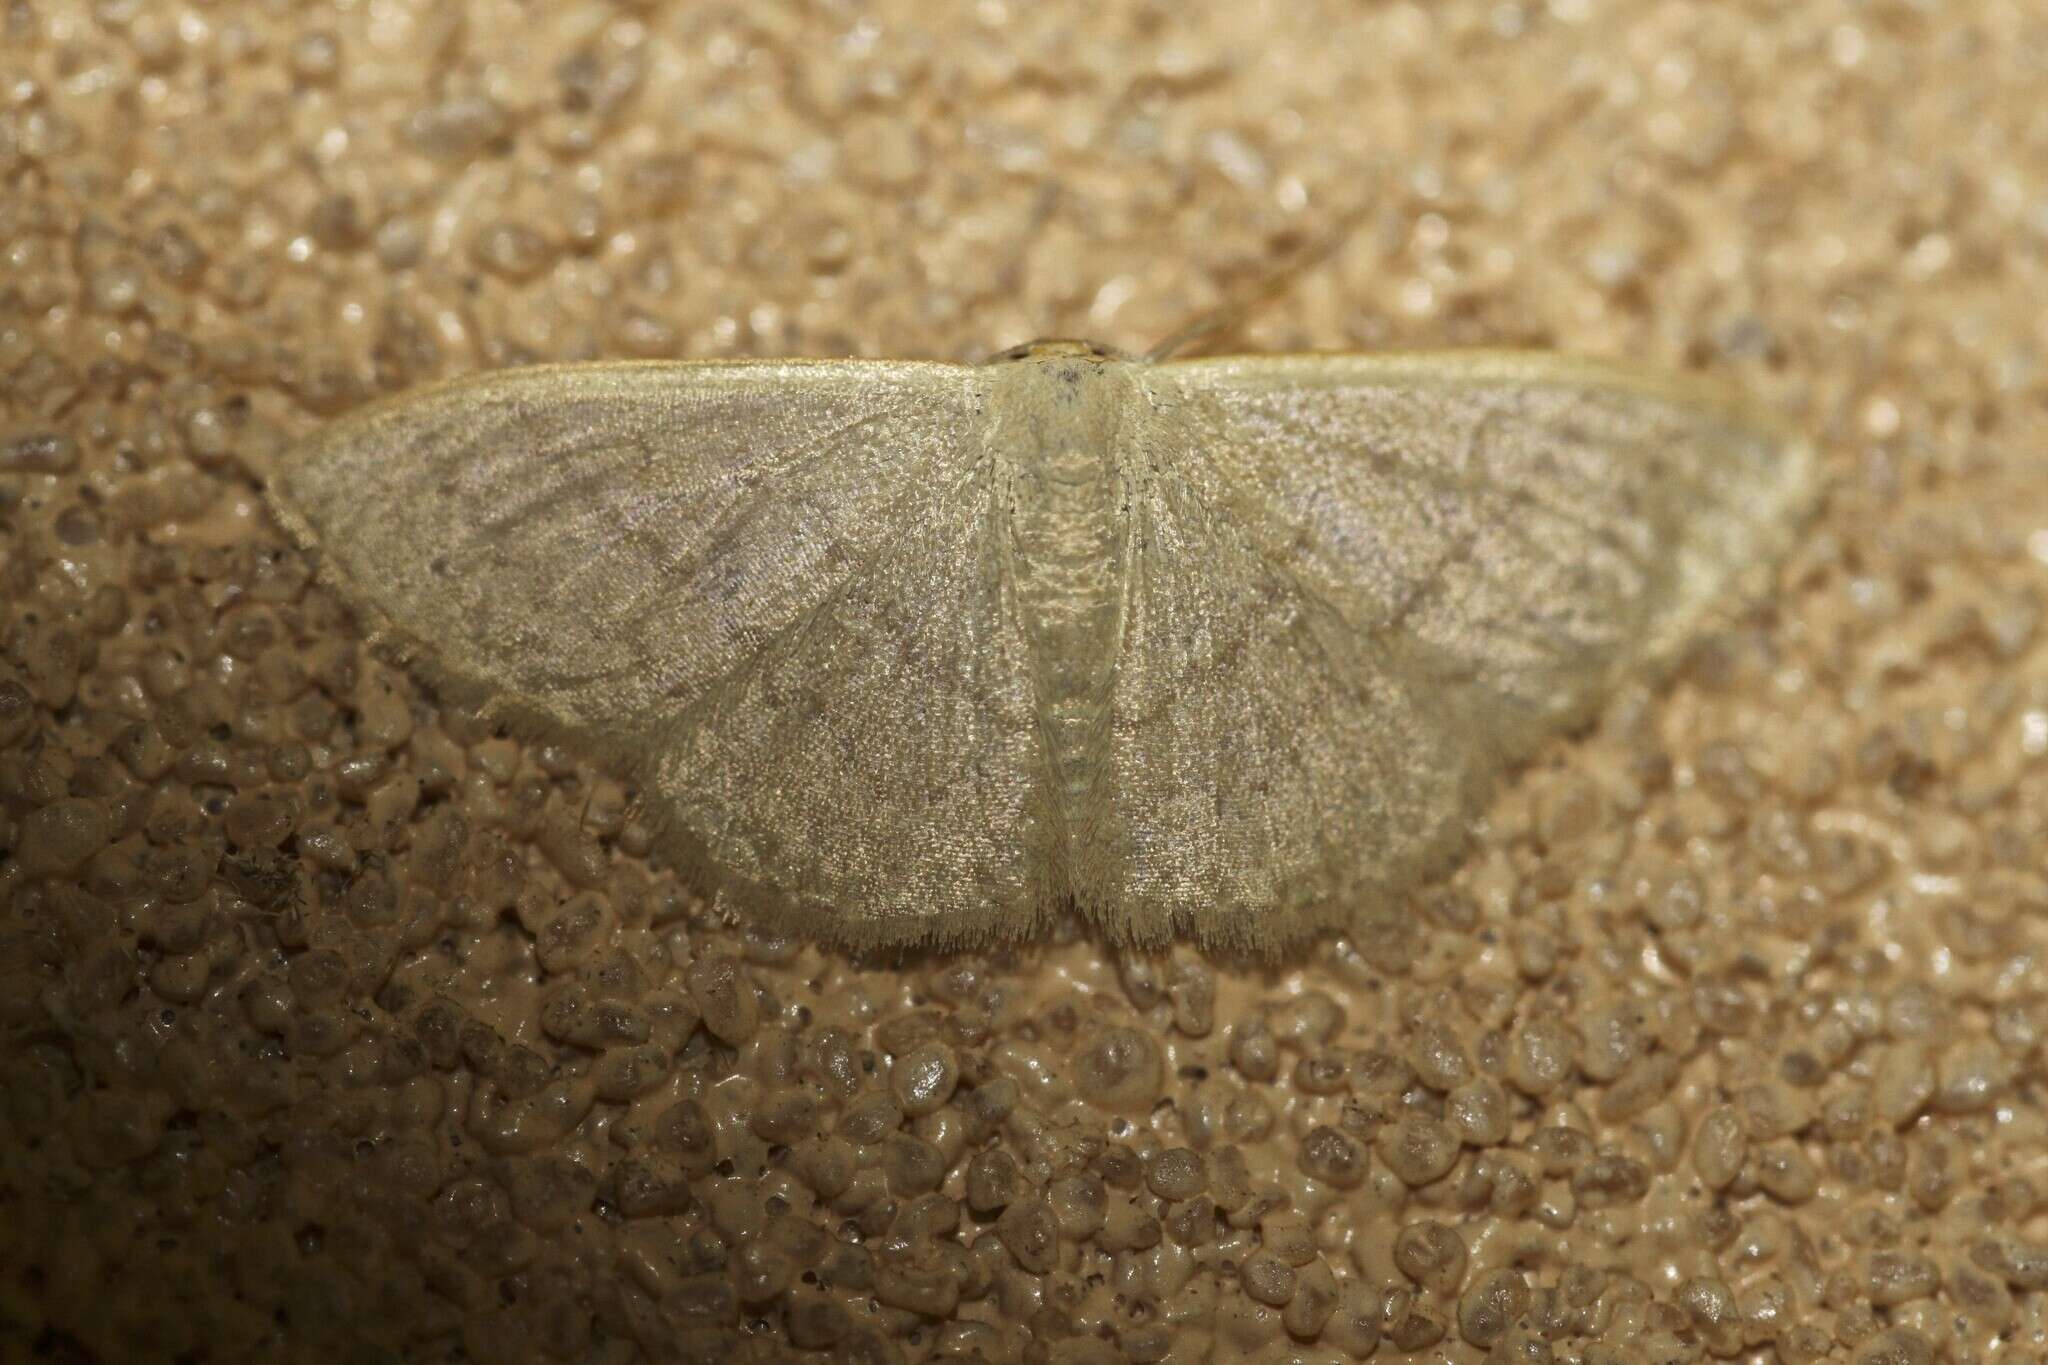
(1144, 200, 1373, 362)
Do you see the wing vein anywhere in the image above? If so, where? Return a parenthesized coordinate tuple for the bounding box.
(669, 458, 992, 736)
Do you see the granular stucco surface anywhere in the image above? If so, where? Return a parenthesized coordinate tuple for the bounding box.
(4, 2, 2048, 1362)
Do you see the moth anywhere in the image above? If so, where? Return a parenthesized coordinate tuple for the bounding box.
(269, 341, 1814, 952)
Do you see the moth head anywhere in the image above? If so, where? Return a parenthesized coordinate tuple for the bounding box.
(986, 338, 1132, 365)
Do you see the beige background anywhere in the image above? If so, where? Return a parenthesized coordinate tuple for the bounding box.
(3, 0, 2047, 1361)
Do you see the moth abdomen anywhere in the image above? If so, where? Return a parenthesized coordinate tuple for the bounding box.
(991, 357, 1138, 834)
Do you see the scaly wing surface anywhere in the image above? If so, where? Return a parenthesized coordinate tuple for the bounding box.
(271, 361, 1058, 946)
(1079, 353, 1813, 949)
(655, 453, 1064, 945)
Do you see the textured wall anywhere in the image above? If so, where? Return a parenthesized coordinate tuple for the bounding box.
(3, 1, 2046, 1361)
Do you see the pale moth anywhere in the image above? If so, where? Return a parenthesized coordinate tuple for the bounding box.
(270, 338, 1813, 952)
